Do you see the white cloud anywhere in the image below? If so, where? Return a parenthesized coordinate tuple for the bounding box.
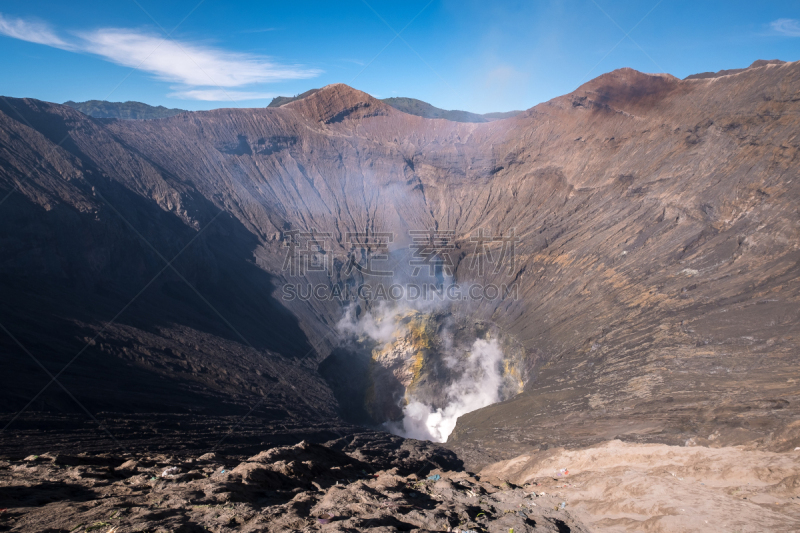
(0, 13, 73, 49)
(168, 88, 277, 101)
(0, 12, 322, 92)
(771, 18, 800, 37)
(79, 29, 320, 87)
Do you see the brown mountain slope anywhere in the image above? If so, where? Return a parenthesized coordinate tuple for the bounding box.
(1, 62, 799, 465)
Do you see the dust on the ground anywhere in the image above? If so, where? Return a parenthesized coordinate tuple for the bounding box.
(0, 433, 588, 532)
(480, 439, 800, 532)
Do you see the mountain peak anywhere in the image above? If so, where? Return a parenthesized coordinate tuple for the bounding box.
(273, 88, 524, 124)
(283, 83, 393, 124)
(570, 67, 680, 110)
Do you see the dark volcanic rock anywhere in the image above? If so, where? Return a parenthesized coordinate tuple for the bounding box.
(325, 432, 464, 475)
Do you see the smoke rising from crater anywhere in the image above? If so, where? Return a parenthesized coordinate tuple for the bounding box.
(337, 303, 508, 443)
(336, 302, 398, 344)
(390, 337, 505, 442)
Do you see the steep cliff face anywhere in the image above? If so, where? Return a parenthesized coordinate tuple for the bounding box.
(1, 60, 799, 462)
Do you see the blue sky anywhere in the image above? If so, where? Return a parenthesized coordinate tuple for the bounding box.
(0, 0, 798, 113)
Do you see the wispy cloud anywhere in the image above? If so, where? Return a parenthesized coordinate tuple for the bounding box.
(168, 88, 277, 101)
(79, 28, 320, 87)
(770, 18, 800, 37)
(0, 12, 321, 98)
(0, 13, 73, 49)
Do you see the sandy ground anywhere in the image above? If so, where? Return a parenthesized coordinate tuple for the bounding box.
(479, 440, 800, 532)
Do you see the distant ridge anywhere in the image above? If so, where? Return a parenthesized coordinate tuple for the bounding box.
(481, 110, 524, 120)
(65, 93, 521, 123)
(684, 59, 786, 80)
(61, 59, 792, 120)
(381, 97, 489, 123)
(63, 100, 187, 119)
(269, 92, 522, 123)
(266, 89, 321, 108)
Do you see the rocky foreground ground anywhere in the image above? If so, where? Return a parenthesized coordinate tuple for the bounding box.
(5, 434, 800, 533)
(0, 433, 588, 532)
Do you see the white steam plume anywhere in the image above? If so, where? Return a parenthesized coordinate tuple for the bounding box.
(336, 302, 398, 344)
(389, 338, 504, 442)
